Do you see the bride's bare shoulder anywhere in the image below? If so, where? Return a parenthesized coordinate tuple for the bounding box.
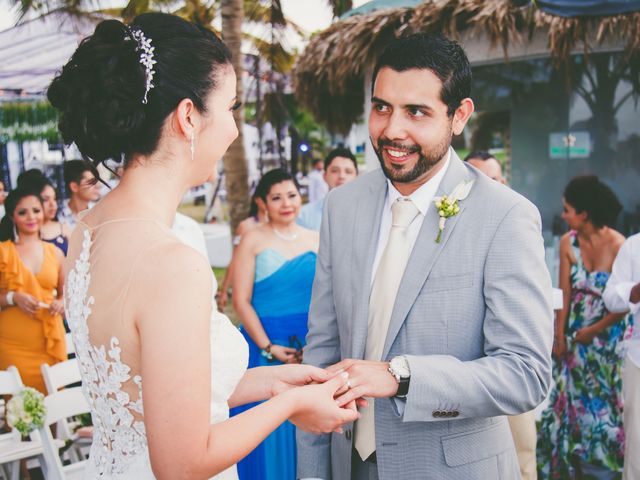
(140, 237, 212, 286)
(130, 238, 213, 327)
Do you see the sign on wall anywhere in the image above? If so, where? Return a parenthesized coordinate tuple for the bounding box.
(549, 132, 591, 159)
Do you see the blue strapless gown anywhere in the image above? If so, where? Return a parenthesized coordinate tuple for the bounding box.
(43, 234, 69, 256)
(231, 249, 317, 480)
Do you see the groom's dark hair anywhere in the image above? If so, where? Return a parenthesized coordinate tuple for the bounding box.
(371, 33, 472, 118)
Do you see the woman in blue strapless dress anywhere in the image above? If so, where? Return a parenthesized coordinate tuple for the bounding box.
(231, 169, 319, 480)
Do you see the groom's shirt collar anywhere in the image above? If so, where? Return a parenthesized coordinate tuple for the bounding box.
(371, 149, 451, 286)
(385, 148, 451, 216)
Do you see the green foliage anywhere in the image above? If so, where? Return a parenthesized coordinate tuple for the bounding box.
(0, 101, 60, 142)
(246, 92, 332, 157)
(286, 96, 331, 156)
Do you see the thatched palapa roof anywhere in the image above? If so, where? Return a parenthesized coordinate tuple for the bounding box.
(293, 1, 640, 133)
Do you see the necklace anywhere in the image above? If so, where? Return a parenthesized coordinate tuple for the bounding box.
(272, 226, 299, 242)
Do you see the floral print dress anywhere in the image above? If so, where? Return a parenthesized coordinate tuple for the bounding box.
(538, 231, 633, 478)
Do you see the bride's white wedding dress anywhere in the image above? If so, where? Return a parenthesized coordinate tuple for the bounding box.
(65, 220, 248, 479)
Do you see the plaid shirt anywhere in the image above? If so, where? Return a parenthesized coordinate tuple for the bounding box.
(58, 199, 94, 230)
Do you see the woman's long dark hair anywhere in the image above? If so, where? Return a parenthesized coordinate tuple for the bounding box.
(0, 188, 44, 242)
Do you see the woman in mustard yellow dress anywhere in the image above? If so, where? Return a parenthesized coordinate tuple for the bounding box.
(0, 187, 66, 393)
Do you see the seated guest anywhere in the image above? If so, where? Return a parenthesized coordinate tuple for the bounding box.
(603, 232, 640, 480)
(18, 170, 71, 255)
(0, 188, 66, 393)
(297, 147, 358, 231)
(59, 160, 102, 230)
(464, 150, 506, 184)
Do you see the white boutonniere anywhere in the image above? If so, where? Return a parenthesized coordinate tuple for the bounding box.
(433, 180, 474, 243)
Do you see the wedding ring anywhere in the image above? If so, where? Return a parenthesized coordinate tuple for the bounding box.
(346, 380, 352, 390)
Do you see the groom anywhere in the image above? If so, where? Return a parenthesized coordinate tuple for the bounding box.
(297, 33, 553, 479)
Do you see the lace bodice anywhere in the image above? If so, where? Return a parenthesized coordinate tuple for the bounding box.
(65, 226, 248, 479)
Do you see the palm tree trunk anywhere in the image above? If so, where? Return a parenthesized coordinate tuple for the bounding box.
(221, 0, 250, 234)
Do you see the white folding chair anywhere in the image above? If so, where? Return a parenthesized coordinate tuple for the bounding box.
(0, 367, 45, 480)
(65, 332, 75, 356)
(30, 388, 90, 480)
(41, 361, 91, 462)
(41, 360, 81, 395)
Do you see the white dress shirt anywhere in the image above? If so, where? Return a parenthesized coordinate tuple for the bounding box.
(307, 169, 329, 203)
(58, 199, 96, 230)
(371, 150, 450, 285)
(603, 232, 640, 367)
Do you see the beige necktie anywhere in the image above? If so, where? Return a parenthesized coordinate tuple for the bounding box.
(355, 197, 420, 461)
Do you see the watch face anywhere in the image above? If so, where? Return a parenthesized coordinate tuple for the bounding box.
(391, 356, 410, 378)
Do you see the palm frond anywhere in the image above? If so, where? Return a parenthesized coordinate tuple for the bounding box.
(173, 0, 217, 26)
(326, 0, 352, 19)
(293, 0, 640, 134)
(244, 0, 284, 26)
(244, 32, 295, 72)
(121, 0, 150, 22)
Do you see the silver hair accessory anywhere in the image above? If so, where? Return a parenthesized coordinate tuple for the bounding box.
(130, 28, 156, 104)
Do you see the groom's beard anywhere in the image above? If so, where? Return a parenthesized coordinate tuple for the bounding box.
(372, 128, 452, 184)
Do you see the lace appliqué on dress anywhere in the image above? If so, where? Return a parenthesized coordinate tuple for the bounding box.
(65, 229, 147, 476)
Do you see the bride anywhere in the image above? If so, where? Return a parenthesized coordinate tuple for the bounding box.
(49, 12, 358, 479)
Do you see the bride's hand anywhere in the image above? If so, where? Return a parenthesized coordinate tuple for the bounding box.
(288, 373, 360, 434)
(270, 364, 329, 397)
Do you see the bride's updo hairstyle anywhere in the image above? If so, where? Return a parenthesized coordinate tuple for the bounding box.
(48, 13, 232, 167)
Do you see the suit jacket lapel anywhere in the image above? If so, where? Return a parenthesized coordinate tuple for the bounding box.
(351, 171, 387, 360)
(382, 152, 473, 359)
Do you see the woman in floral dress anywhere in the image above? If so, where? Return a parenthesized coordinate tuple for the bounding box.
(538, 176, 633, 478)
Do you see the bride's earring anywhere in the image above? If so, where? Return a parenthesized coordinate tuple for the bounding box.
(190, 135, 195, 161)
(12, 225, 18, 242)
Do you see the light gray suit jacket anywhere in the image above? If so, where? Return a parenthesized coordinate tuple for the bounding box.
(297, 152, 553, 480)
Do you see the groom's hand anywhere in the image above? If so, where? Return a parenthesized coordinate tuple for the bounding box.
(327, 359, 398, 407)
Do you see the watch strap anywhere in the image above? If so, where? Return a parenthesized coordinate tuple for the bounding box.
(396, 376, 410, 397)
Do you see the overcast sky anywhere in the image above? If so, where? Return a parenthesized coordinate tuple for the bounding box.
(0, 0, 370, 36)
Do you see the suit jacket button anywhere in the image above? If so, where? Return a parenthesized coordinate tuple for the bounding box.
(452, 411, 460, 417)
(445, 411, 453, 417)
(346, 429, 352, 440)
(432, 410, 440, 418)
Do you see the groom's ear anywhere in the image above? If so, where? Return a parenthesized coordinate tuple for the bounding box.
(452, 98, 474, 136)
